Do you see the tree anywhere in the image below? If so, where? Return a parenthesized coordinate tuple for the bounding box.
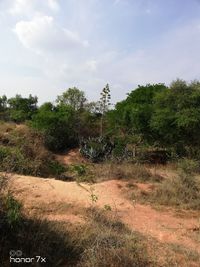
(151, 79, 200, 156)
(31, 103, 77, 152)
(99, 84, 111, 137)
(8, 94, 38, 122)
(108, 83, 167, 140)
(56, 87, 87, 111)
(0, 95, 7, 112)
(0, 95, 8, 120)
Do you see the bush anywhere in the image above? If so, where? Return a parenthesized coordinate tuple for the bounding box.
(48, 161, 66, 176)
(4, 194, 22, 228)
(111, 142, 126, 161)
(0, 146, 11, 161)
(72, 164, 87, 176)
(80, 137, 113, 162)
(31, 103, 78, 152)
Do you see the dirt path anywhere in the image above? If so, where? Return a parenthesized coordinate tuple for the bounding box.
(10, 174, 200, 254)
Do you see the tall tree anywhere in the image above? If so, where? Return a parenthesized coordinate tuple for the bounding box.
(56, 87, 87, 111)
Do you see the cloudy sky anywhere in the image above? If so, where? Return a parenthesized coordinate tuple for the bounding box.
(0, 0, 200, 104)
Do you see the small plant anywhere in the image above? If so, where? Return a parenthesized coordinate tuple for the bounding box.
(104, 204, 112, 211)
(90, 193, 98, 203)
(5, 194, 22, 228)
(73, 164, 87, 176)
(48, 161, 66, 176)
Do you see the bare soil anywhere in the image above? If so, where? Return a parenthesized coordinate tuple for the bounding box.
(9, 174, 200, 254)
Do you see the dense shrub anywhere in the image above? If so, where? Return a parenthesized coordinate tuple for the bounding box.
(80, 137, 113, 162)
(31, 103, 78, 152)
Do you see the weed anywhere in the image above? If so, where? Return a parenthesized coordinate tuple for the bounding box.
(104, 204, 112, 211)
(4, 194, 22, 228)
(73, 164, 87, 176)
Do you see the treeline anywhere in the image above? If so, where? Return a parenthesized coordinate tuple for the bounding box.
(1, 79, 200, 158)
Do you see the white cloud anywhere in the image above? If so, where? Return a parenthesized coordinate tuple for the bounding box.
(9, 0, 34, 15)
(9, 0, 60, 16)
(14, 15, 89, 54)
(47, 0, 59, 11)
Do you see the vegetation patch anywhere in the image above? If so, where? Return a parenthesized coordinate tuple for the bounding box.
(139, 172, 200, 210)
(0, 123, 66, 178)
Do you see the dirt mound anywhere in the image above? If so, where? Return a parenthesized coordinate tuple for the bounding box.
(10, 174, 200, 254)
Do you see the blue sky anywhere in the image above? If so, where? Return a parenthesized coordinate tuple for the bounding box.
(0, 0, 200, 104)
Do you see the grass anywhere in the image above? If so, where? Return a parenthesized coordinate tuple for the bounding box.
(140, 172, 200, 210)
(169, 243, 200, 263)
(0, 199, 153, 266)
(88, 162, 164, 183)
(73, 207, 152, 267)
(0, 122, 66, 178)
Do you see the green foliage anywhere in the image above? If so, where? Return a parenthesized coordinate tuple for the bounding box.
(151, 79, 200, 156)
(72, 164, 87, 176)
(5, 194, 22, 228)
(31, 103, 77, 152)
(56, 87, 87, 111)
(0, 146, 10, 161)
(99, 84, 111, 137)
(108, 83, 167, 140)
(0, 95, 7, 112)
(0, 95, 8, 120)
(48, 161, 66, 176)
(112, 142, 126, 160)
(80, 137, 113, 162)
(8, 94, 38, 123)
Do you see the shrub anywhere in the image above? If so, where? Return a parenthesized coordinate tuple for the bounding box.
(73, 164, 87, 176)
(4, 194, 22, 228)
(80, 137, 113, 162)
(31, 103, 78, 152)
(0, 146, 11, 161)
(111, 142, 126, 161)
(48, 161, 66, 176)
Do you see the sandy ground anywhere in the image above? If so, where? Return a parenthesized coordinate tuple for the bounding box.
(9, 174, 200, 254)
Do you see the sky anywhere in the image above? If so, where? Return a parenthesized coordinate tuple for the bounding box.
(0, 0, 200, 104)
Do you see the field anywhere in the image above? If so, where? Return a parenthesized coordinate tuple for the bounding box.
(0, 123, 199, 266)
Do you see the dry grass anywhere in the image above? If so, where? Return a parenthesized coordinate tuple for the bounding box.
(142, 172, 200, 210)
(0, 122, 66, 178)
(88, 162, 164, 183)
